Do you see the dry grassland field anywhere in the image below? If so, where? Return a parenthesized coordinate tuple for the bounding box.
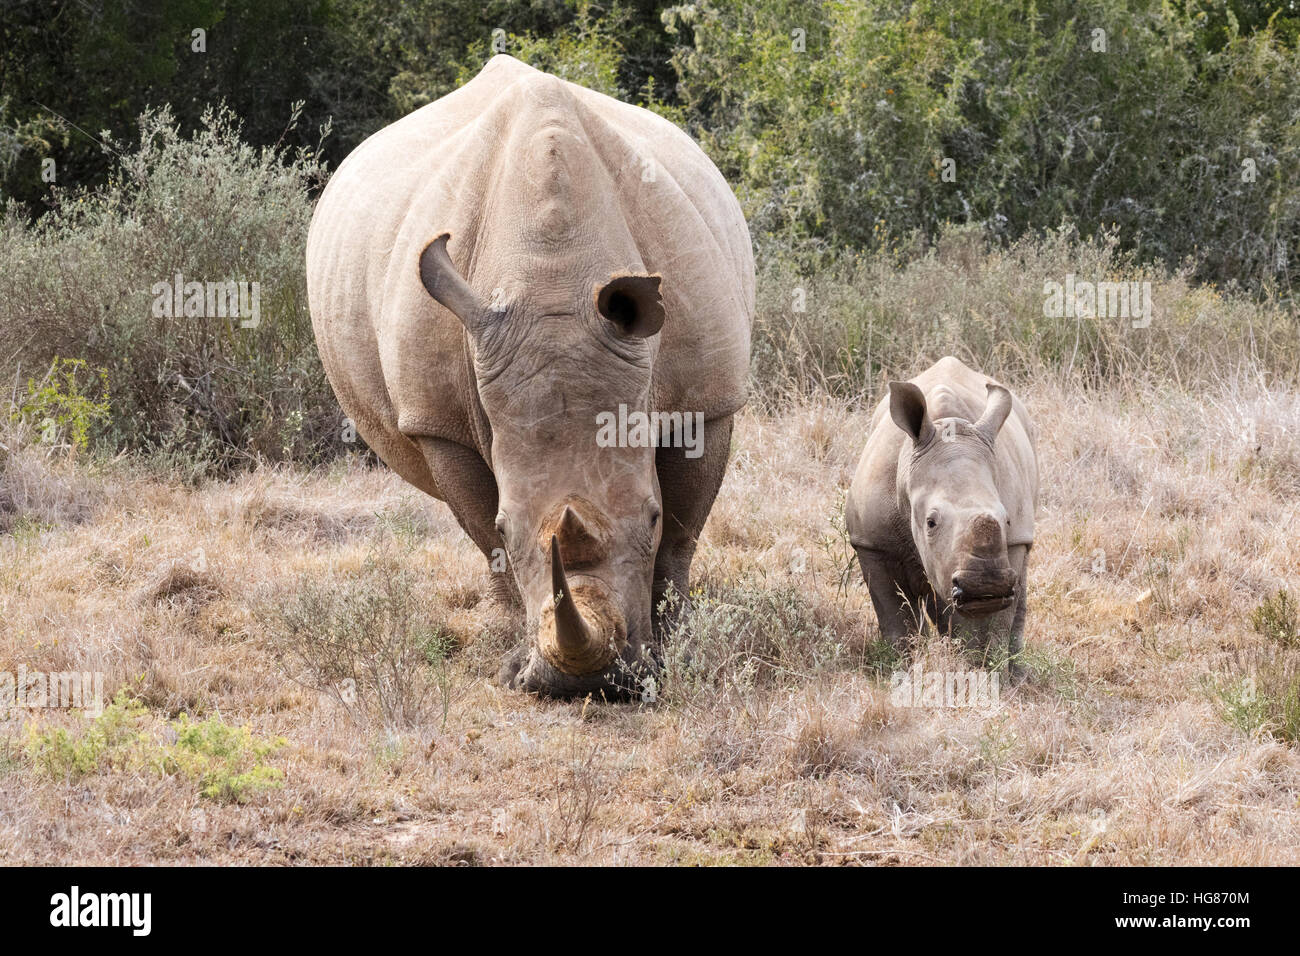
(4, 356, 1300, 866)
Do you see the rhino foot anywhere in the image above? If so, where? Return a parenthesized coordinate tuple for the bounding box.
(497, 642, 530, 689)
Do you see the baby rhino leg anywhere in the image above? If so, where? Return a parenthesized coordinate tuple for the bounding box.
(856, 548, 923, 649)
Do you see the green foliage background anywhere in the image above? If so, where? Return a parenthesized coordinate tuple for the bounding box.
(1, 0, 1298, 466)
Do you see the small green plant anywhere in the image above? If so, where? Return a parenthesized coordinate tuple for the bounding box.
(977, 713, 1018, 811)
(1207, 650, 1300, 745)
(7, 514, 54, 546)
(1250, 590, 1299, 649)
(1020, 642, 1086, 710)
(13, 357, 110, 454)
(24, 690, 286, 801)
(1207, 673, 1271, 739)
(25, 690, 149, 778)
(163, 714, 286, 802)
(420, 627, 457, 732)
(817, 486, 859, 600)
(374, 502, 427, 549)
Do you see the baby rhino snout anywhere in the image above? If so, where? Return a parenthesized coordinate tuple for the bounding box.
(950, 565, 1017, 616)
(951, 567, 1017, 599)
(950, 512, 1017, 616)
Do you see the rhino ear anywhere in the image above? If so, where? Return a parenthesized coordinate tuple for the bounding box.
(419, 233, 492, 333)
(975, 383, 1013, 444)
(595, 274, 664, 338)
(889, 381, 934, 445)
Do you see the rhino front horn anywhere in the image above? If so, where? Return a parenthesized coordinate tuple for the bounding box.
(539, 535, 621, 676)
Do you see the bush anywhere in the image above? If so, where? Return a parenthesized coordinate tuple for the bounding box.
(267, 548, 460, 731)
(164, 714, 286, 803)
(668, 0, 1300, 291)
(24, 690, 286, 802)
(1208, 648, 1300, 744)
(1250, 589, 1300, 648)
(453, 9, 628, 99)
(658, 579, 861, 705)
(0, 105, 338, 472)
(749, 222, 1300, 403)
(24, 691, 150, 778)
(10, 357, 110, 455)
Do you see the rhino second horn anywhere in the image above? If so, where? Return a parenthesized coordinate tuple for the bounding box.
(555, 503, 605, 564)
(417, 232, 490, 333)
(540, 535, 617, 676)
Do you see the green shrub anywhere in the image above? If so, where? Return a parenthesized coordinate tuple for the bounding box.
(0, 105, 337, 472)
(1250, 589, 1300, 648)
(10, 357, 110, 455)
(1207, 650, 1300, 744)
(454, 9, 628, 98)
(24, 690, 286, 802)
(668, 0, 1300, 291)
(164, 714, 286, 803)
(24, 691, 150, 778)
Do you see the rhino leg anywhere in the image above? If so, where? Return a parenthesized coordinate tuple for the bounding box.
(652, 415, 734, 635)
(1006, 543, 1030, 681)
(856, 547, 924, 648)
(414, 436, 522, 612)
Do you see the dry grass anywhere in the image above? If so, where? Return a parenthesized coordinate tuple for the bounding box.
(2, 374, 1300, 865)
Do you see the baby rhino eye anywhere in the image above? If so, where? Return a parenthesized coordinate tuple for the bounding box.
(926, 514, 938, 530)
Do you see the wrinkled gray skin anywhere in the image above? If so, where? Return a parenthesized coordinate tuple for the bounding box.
(845, 357, 1039, 674)
(306, 56, 754, 699)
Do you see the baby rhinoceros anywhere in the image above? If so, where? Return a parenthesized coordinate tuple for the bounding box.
(846, 357, 1039, 675)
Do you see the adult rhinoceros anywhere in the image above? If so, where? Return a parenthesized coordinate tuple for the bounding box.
(306, 55, 754, 699)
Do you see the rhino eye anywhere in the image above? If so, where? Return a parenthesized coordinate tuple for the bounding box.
(495, 513, 507, 538)
(925, 514, 938, 530)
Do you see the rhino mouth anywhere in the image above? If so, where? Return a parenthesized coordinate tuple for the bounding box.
(950, 590, 1015, 616)
(950, 566, 1017, 617)
(502, 536, 652, 699)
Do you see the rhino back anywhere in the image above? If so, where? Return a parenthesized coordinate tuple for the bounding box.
(307, 55, 754, 484)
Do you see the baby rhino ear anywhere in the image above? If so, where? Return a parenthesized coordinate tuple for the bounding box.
(595, 274, 664, 338)
(889, 381, 934, 445)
